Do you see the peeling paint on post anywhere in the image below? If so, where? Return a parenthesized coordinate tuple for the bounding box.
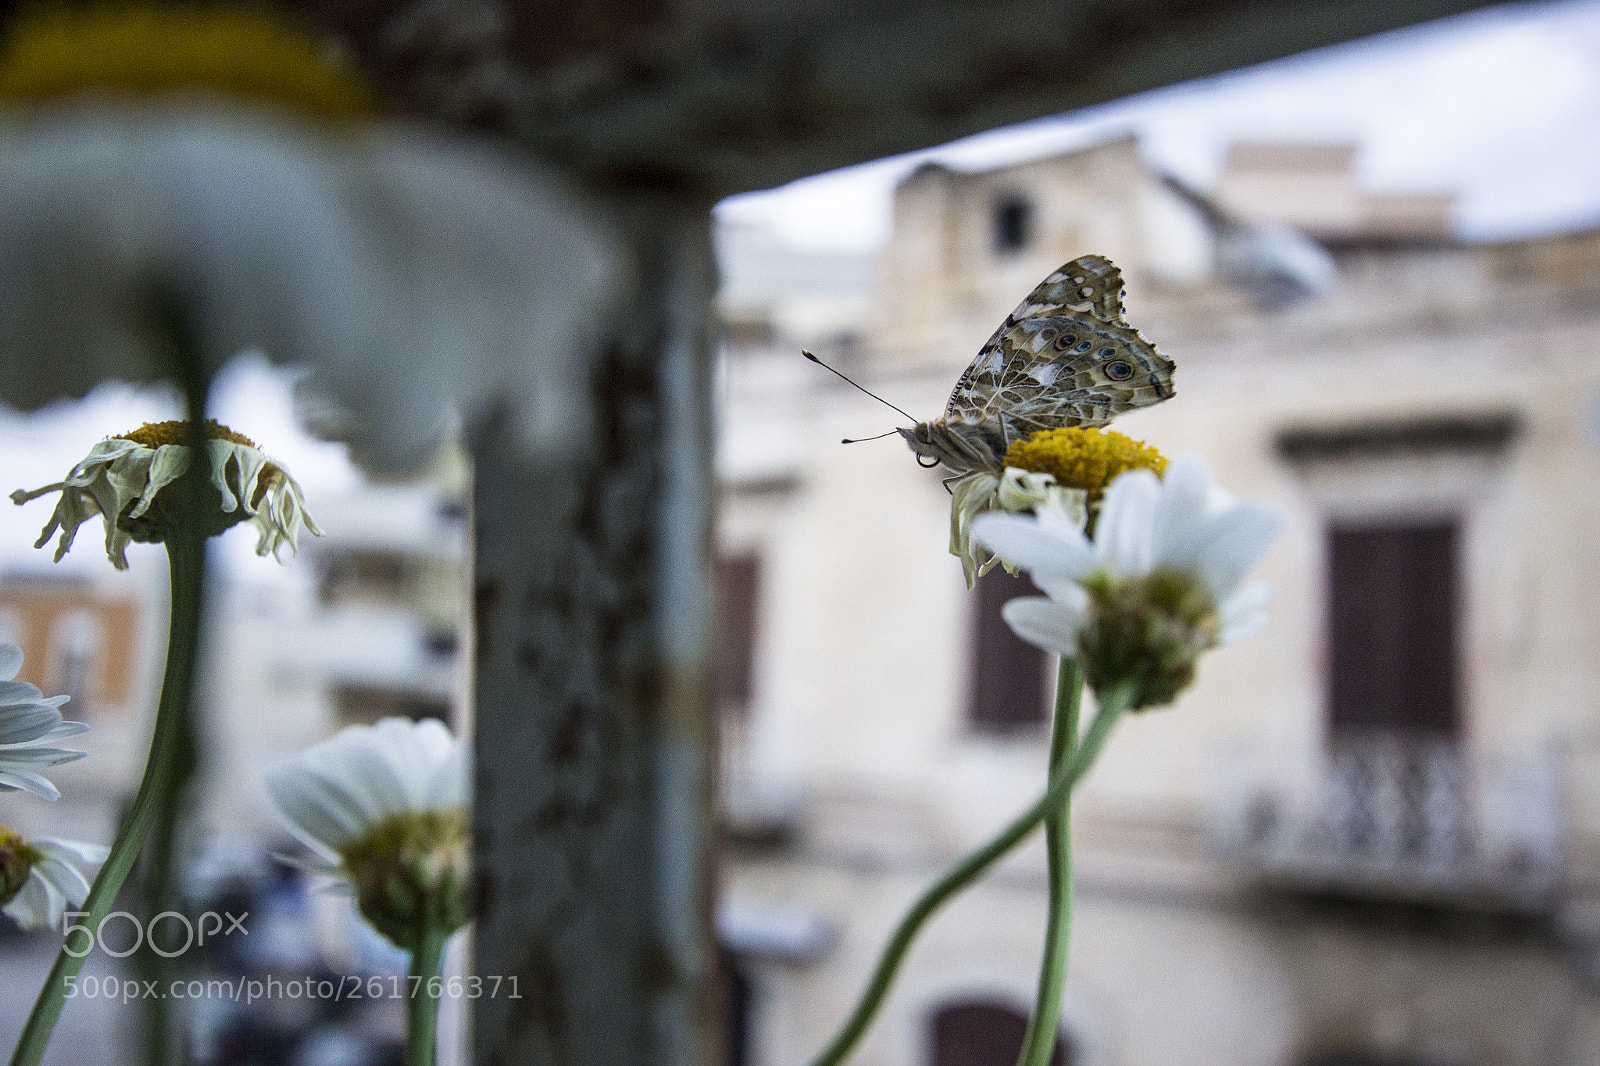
(470, 196, 717, 1066)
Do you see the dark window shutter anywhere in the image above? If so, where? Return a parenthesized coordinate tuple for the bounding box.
(1327, 521, 1459, 736)
(930, 1002, 1070, 1066)
(713, 552, 761, 713)
(969, 569, 1049, 732)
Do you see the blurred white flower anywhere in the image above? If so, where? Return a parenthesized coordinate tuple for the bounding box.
(0, 109, 619, 474)
(11, 419, 320, 569)
(972, 456, 1281, 706)
(265, 717, 469, 949)
(0, 644, 88, 801)
(0, 827, 107, 932)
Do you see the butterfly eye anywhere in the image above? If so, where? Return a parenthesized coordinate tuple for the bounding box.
(1105, 360, 1135, 381)
(1053, 333, 1077, 351)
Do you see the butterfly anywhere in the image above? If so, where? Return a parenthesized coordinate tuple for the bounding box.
(897, 254, 1175, 476)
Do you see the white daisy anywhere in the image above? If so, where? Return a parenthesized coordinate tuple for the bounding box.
(972, 455, 1282, 707)
(0, 644, 88, 801)
(0, 827, 108, 932)
(10, 419, 321, 570)
(264, 717, 469, 950)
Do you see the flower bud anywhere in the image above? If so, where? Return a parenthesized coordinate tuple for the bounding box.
(1077, 568, 1221, 708)
(339, 809, 472, 952)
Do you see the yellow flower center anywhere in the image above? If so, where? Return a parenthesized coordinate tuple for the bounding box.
(1004, 427, 1167, 496)
(118, 419, 258, 449)
(0, 825, 38, 905)
(0, 5, 376, 119)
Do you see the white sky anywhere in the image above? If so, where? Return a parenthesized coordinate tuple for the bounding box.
(717, 0, 1600, 251)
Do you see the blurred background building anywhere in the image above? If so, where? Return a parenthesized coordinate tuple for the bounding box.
(0, 1, 1598, 1063)
(713, 134, 1600, 1066)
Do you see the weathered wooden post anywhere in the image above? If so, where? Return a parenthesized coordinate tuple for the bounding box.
(471, 197, 718, 1065)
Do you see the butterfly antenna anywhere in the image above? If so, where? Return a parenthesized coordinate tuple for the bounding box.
(841, 429, 900, 444)
(802, 350, 916, 423)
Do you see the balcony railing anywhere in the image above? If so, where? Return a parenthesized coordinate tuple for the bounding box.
(1210, 733, 1563, 911)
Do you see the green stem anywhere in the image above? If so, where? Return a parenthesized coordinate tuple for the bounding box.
(10, 534, 207, 1066)
(1016, 659, 1082, 1066)
(405, 925, 448, 1066)
(806, 682, 1134, 1066)
(139, 534, 203, 1066)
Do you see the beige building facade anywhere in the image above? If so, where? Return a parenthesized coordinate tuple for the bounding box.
(714, 138, 1600, 1066)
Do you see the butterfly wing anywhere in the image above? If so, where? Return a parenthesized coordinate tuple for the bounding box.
(944, 255, 1174, 451)
(1005, 253, 1128, 325)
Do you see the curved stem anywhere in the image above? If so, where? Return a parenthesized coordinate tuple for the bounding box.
(1016, 658, 1082, 1066)
(806, 683, 1134, 1066)
(10, 534, 206, 1066)
(406, 925, 448, 1066)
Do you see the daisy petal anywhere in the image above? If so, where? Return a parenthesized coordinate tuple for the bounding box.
(4, 871, 53, 930)
(264, 769, 364, 855)
(1095, 469, 1160, 574)
(1191, 504, 1283, 602)
(33, 857, 92, 907)
(1150, 456, 1213, 570)
(1219, 581, 1273, 644)
(0, 679, 52, 709)
(1000, 596, 1086, 656)
(0, 703, 63, 744)
(972, 512, 1095, 584)
(40, 720, 90, 740)
(0, 768, 62, 801)
(33, 838, 109, 864)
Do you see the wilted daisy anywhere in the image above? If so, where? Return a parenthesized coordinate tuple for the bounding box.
(265, 717, 469, 951)
(0, 827, 107, 932)
(950, 427, 1167, 586)
(11, 419, 320, 570)
(0, 644, 88, 801)
(973, 455, 1281, 708)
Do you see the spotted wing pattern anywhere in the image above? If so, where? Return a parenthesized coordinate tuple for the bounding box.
(943, 254, 1174, 450)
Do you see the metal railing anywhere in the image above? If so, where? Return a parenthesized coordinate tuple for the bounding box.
(1211, 733, 1563, 911)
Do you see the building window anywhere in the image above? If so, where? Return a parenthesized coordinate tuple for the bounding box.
(930, 1001, 1071, 1066)
(993, 194, 1033, 255)
(1326, 519, 1460, 736)
(969, 569, 1049, 732)
(713, 552, 762, 716)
